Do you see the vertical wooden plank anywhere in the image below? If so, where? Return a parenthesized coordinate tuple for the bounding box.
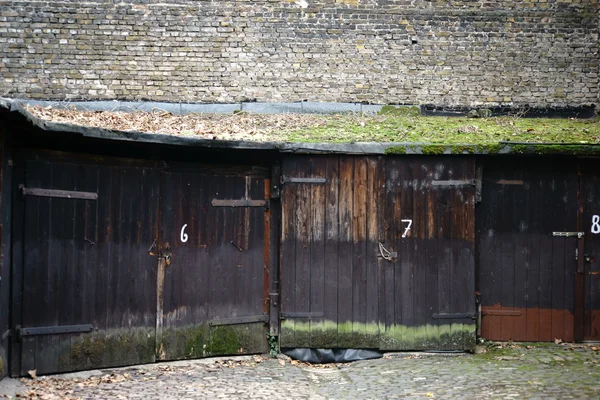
(437, 163, 452, 349)
(51, 163, 77, 373)
(512, 166, 528, 341)
(10, 156, 25, 376)
(382, 157, 400, 349)
(293, 158, 311, 347)
(309, 157, 326, 347)
(425, 162, 439, 349)
(398, 158, 415, 349)
(458, 158, 476, 349)
(352, 157, 368, 345)
(322, 157, 339, 347)
(525, 176, 541, 341)
(21, 161, 46, 373)
(0, 144, 13, 378)
(538, 177, 554, 342)
(412, 159, 428, 349)
(280, 158, 297, 347)
(562, 175, 576, 343)
(365, 156, 383, 348)
(337, 157, 354, 346)
(500, 179, 515, 341)
(95, 165, 113, 367)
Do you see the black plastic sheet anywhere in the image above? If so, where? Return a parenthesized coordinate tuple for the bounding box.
(283, 348, 383, 364)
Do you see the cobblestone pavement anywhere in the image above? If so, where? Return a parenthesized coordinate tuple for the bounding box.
(4, 343, 600, 399)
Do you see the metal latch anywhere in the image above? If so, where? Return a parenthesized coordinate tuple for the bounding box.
(552, 232, 584, 238)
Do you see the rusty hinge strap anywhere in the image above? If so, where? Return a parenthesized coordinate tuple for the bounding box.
(208, 315, 269, 327)
(432, 313, 477, 320)
(280, 312, 325, 319)
(431, 180, 475, 187)
(20, 185, 98, 200)
(281, 177, 327, 184)
(211, 199, 269, 208)
(19, 324, 94, 337)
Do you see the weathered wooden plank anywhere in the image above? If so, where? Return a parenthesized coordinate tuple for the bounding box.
(337, 158, 354, 346)
(412, 160, 429, 347)
(94, 165, 113, 367)
(365, 157, 382, 348)
(512, 168, 528, 341)
(352, 158, 368, 344)
(309, 157, 326, 347)
(396, 159, 415, 349)
(525, 177, 541, 341)
(437, 170, 452, 349)
(426, 164, 440, 349)
(22, 160, 46, 374)
(381, 158, 396, 349)
(322, 157, 339, 347)
(293, 157, 312, 347)
(279, 158, 297, 347)
(500, 171, 516, 342)
(538, 175, 554, 342)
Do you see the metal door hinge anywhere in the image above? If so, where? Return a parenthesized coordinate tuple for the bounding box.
(552, 232, 584, 238)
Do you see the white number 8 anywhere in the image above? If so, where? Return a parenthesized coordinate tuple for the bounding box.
(180, 224, 189, 242)
(592, 215, 600, 234)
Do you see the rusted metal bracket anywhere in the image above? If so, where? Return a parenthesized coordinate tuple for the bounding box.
(19, 185, 98, 200)
(211, 199, 269, 209)
(16, 324, 93, 340)
(280, 312, 325, 319)
(208, 315, 269, 327)
(281, 177, 327, 185)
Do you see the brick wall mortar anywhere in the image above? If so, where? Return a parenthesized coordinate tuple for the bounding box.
(1, 0, 598, 107)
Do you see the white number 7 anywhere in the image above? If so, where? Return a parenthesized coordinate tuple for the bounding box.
(401, 219, 413, 238)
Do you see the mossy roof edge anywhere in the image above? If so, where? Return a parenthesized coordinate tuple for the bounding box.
(3, 99, 600, 156)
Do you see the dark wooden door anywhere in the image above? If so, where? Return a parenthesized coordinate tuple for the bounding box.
(156, 166, 270, 360)
(280, 156, 384, 349)
(581, 161, 600, 341)
(478, 158, 578, 342)
(382, 157, 476, 350)
(14, 157, 159, 376)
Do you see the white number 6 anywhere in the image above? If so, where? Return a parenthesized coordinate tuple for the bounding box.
(592, 215, 600, 234)
(180, 224, 188, 243)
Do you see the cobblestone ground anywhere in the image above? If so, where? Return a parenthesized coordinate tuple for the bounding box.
(5, 343, 600, 399)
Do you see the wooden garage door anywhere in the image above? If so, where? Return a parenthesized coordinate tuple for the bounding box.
(13, 156, 159, 376)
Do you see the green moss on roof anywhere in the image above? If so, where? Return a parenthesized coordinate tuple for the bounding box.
(286, 114, 600, 145)
(25, 104, 600, 155)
